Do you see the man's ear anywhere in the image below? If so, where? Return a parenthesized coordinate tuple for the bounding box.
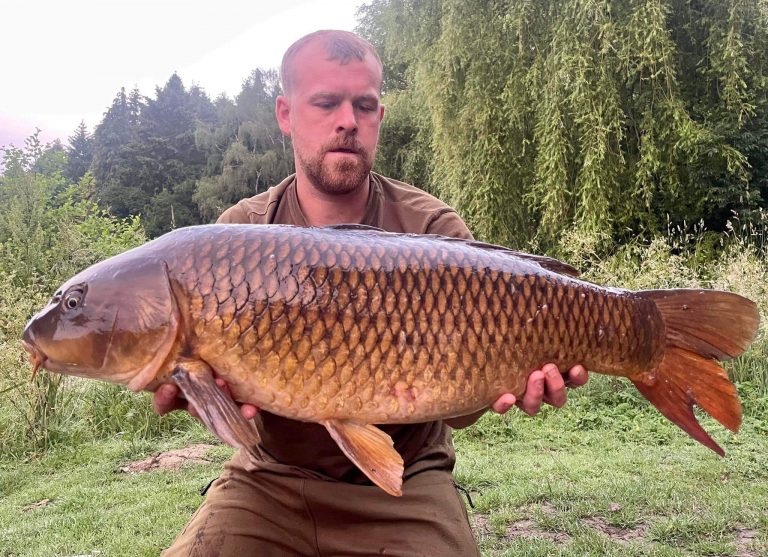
(276, 95, 291, 136)
(379, 103, 385, 123)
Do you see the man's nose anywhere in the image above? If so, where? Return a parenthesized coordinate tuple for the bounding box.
(335, 101, 358, 133)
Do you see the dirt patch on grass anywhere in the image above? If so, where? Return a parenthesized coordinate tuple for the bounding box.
(472, 512, 571, 544)
(472, 503, 650, 547)
(733, 527, 758, 557)
(583, 516, 649, 543)
(471, 513, 491, 533)
(120, 444, 215, 473)
(506, 519, 571, 543)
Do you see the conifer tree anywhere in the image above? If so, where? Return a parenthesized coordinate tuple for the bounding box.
(64, 121, 93, 184)
(89, 76, 218, 235)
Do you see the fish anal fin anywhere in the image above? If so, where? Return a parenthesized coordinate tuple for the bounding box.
(323, 420, 404, 497)
(630, 348, 742, 457)
(172, 361, 261, 451)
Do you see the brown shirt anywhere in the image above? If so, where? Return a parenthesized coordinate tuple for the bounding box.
(218, 172, 473, 483)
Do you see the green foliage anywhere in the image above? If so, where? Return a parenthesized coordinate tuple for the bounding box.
(358, 0, 768, 249)
(80, 384, 197, 443)
(0, 134, 147, 456)
(374, 89, 434, 190)
(555, 216, 768, 396)
(88, 70, 293, 233)
(192, 69, 294, 221)
(90, 88, 142, 195)
(91, 78, 218, 236)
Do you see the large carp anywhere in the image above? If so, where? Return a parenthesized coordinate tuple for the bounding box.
(22, 224, 759, 495)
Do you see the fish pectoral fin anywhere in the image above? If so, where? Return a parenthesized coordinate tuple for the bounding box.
(323, 420, 404, 497)
(172, 361, 261, 451)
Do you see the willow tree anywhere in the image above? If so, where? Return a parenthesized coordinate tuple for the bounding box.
(359, 0, 768, 249)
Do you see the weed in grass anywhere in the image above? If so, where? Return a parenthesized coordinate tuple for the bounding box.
(81, 383, 199, 448)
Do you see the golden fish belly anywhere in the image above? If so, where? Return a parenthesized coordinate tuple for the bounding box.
(166, 225, 665, 425)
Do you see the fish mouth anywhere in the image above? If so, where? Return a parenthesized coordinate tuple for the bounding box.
(20, 339, 45, 380)
(19, 338, 97, 381)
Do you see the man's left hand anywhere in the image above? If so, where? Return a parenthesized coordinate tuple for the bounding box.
(444, 363, 588, 428)
(490, 363, 588, 416)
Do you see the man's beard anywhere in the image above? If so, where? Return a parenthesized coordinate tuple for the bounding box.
(297, 137, 373, 195)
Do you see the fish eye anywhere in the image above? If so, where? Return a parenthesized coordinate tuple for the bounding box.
(63, 289, 84, 310)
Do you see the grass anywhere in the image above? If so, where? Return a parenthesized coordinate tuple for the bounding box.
(1, 378, 766, 557)
(0, 431, 223, 557)
(454, 397, 768, 556)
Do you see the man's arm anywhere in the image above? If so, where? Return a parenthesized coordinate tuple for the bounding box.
(425, 211, 590, 429)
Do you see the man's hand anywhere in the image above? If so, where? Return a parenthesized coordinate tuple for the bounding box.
(152, 380, 259, 420)
(491, 363, 588, 416)
(445, 363, 588, 429)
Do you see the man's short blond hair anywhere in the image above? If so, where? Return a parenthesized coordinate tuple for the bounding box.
(280, 30, 383, 96)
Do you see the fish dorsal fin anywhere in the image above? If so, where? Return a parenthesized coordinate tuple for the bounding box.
(496, 248, 580, 277)
(323, 420, 404, 496)
(321, 225, 580, 278)
(431, 236, 581, 277)
(323, 223, 386, 232)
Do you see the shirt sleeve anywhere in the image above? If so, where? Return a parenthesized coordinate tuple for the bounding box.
(216, 203, 250, 224)
(425, 210, 474, 240)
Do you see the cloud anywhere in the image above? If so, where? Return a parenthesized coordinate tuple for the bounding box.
(2, 0, 362, 142)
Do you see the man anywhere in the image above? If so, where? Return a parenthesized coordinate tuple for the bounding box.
(157, 30, 587, 556)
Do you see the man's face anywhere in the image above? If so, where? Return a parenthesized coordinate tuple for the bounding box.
(276, 41, 385, 195)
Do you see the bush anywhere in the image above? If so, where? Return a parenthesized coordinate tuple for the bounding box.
(0, 139, 149, 457)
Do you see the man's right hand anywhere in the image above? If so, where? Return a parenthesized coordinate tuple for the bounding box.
(152, 380, 259, 420)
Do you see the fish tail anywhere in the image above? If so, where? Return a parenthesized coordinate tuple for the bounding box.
(631, 289, 760, 455)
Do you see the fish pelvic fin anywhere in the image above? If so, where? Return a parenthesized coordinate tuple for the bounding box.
(323, 420, 404, 497)
(632, 289, 759, 455)
(172, 361, 261, 451)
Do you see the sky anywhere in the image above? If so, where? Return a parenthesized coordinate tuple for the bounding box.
(0, 0, 363, 149)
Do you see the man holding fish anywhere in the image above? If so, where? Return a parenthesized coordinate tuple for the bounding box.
(156, 30, 588, 556)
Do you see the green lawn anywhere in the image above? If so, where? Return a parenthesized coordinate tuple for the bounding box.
(454, 421, 768, 556)
(1, 391, 766, 557)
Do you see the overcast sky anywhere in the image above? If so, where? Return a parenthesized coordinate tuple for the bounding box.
(0, 0, 363, 149)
